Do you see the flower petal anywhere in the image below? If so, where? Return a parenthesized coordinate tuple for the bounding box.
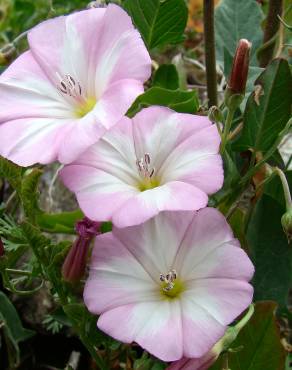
(0, 51, 71, 123)
(159, 125, 223, 194)
(60, 164, 137, 220)
(0, 117, 70, 166)
(84, 233, 158, 314)
(180, 297, 225, 358)
(112, 181, 208, 227)
(112, 211, 192, 280)
(28, 5, 150, 96)
(93, 79, 144, 129)
(132, 107, 213, 173)
(184, 278, 253, 327)
(97, 300, 184, 361)
(174, 208, 241, 278)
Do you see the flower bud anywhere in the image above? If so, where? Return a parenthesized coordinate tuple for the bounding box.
(224, 39, 251, 111)
(228, 39, 251, 94)
(62, 217, 101, 283)
(0, 237, 4, 257)
(208, 106, 224, 124)
(281, 208, 292, 244)
(0, 43, 16, 65)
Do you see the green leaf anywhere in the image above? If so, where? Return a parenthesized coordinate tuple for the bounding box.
(124, 0, 188, 49)
(0, 291, 33, 367)
(0, 156, 22, 191)
(36, 210, 84, 234)
(210, 302, 286, 370)
(63, 303, 86, 326)
(20, 169, 43, 222)
(152, 64, 179, 90)
(286, 354, 292, 370)
(233, 59, 292, 153)
(247, 194, 292, 306)
(215, 0, 264, 65)
(127, 87, 199, 117)
(0, 291, 34, 343)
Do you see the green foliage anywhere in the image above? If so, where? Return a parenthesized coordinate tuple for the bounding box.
(0, 291, 34, 367)
(42, 314, 63, 334)
(127, 87, 199, 117)
(234, 59, 292, 153)
(20, 168, 43, 222)
(247, 195, 292, 306)
(0, 0, 89, 48)
(152, 64, 179, 90)
(36, 210, 84, 234)
(0, 156, 22, 191)
(211, 302, 286, 370)
(215, 0, 264, 65)
(124, 0, 187, 49)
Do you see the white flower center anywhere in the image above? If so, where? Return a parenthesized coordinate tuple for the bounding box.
(56, 73, 96, 118)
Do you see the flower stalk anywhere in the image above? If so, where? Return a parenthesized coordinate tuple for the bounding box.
(259, 0, 283, 67)
(274, 167, 292, 243)
(203, 0, 218, 107)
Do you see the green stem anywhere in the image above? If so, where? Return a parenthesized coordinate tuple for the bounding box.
(80, 333, 107, 370)
(203, 0, 218, 107)
(220, 108, 236, 154)
(222, 353, 229, 370)
(5, 268, 32, 276)
(234, 305, 254, 332)
(259, 0, 283, 67)
(275, 167, 292, 210)
(239, 118, 292, 186)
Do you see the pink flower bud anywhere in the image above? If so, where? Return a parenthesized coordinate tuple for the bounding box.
(62, 217, 101, 283)
(228, 39, 251, 94)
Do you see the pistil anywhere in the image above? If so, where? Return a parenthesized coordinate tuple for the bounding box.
(136, 153, 159, 191)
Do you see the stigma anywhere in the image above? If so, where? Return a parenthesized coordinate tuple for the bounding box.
(160, 269, 177, 292)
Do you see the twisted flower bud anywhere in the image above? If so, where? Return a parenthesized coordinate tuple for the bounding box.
(229, 39, 251, 94)
(224, 39, 251, 110)
(62, 217, 101, 283)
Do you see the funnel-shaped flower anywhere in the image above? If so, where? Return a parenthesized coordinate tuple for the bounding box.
(0, 5, 151, 166)
(62, 217, 101, 283)
(61, 106, 223, 227)
(84, 208, 254, 361)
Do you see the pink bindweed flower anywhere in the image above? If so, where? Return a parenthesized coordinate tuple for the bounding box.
(0, 5, 151, 166)
(62, 217, 101, 283)
(60, 106, 224, 227)
(83, 208, 254, 361)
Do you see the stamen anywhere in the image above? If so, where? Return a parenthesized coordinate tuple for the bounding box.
(57, 73, 83, 99)
(136, 153, 155, 179)
(160, 269, 177, 292)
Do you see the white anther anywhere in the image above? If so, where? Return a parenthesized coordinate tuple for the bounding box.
(57, 73, 82, 99)
(136, 153, 155, 179)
